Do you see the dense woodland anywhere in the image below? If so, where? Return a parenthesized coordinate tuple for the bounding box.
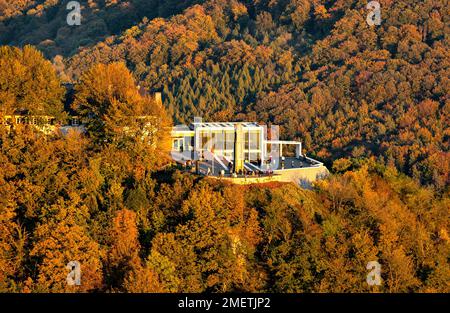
(2, 0, 447, 187)
(0, 0, 449, 292)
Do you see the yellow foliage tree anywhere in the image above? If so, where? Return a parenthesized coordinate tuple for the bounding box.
(29, 199, 103, 292)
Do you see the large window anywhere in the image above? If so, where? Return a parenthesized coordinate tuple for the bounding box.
(200, 131, 210, 151)
(244, 130, 249, 150)
(249, 131, 260, 150)
(213, 131, 224, 155)
(173, 138, 183, 151)
(225, 131, 234, 151)
(184, 136, 194, 151)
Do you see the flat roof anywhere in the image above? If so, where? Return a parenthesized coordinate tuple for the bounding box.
(173, 125, 193, 132)
(194, 121, 261, 127)
(173, 121, 263, 132)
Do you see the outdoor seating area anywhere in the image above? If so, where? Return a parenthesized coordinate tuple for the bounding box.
(170, 118, 326, 184)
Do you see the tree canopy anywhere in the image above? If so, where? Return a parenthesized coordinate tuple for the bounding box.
(0, 45, 65, 117)
(0, 0, 448, 293)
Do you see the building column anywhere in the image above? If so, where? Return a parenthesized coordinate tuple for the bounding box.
(296, 143, 302, 158)
(234, 124, 245, 173)
(261, 126, 266, 165)
(194, 125, 200, 161)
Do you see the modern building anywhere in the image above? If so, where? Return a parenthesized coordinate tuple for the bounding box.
(0, 89, 328, 184)
(171, 118, 328, 184)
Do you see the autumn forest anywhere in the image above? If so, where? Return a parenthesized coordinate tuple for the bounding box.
(0, 0, 449, 293)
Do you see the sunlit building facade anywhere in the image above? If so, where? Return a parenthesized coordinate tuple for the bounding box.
(170, 117, 315, 176)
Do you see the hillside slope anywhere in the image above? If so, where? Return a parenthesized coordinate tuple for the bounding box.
(0, 0, 204, 57)
(65, 0, 449, 187)
(1, 0, 448, 186)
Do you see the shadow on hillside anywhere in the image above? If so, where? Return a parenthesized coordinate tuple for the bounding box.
(0, 0, 205, 59)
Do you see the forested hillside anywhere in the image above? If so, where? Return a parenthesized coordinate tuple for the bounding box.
(0, 0, 203, 57)
(64, 0, 449, 187)
(1, 0, 448, 187)
(1, 119, 449, 292)
(0, 0, 449, 293)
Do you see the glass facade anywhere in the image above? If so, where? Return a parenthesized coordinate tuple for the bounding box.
(225, 131, 235, 158)
(200, 131, 209, 151)
(249, 131, 260, 150)
(172, 124, 264, 162)
(170, 121, 309, 174)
